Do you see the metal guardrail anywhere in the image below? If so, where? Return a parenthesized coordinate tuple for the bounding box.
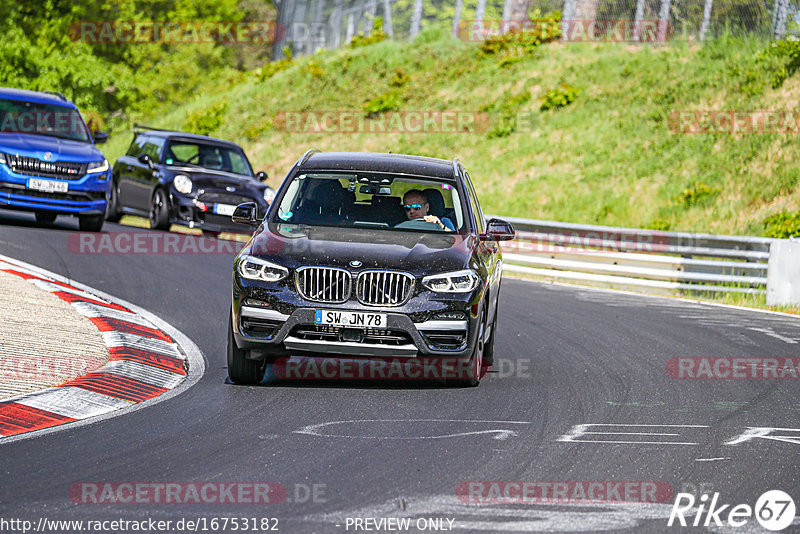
(488, 215, 778, 296)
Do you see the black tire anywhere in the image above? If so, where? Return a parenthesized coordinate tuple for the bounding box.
(149, 188, 170, 230)
(105, 181, 122, 222)
(78, 214, 104, 232)
(34, 211, 57, 224)
(227, 314, 266, 385)
(449, 311, 484, 387)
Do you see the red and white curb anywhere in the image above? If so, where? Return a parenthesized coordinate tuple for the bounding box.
(0, 254, 205, 442)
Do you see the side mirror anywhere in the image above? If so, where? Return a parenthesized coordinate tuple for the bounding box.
(93, 131, 109, 144)
(137, 153, 154, 169)
(256, 171, 268, 182)
(482, 218, 515, 241)
(232, 202, 258, 225)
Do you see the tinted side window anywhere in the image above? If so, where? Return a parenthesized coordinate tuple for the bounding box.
(126, 134, 145, 157)
(166, 142, 199, 163)
(140, 135, 165, 163)
(464, 170, 485, 233)
(229, 151, 251, 175)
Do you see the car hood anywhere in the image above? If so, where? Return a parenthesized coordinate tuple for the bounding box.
(246, 223, 476, 276)
(167, 167, 265, 191)
(0, 133, 103, 162)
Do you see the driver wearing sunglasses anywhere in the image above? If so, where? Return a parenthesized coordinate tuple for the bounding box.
(401, 190, 454, 231)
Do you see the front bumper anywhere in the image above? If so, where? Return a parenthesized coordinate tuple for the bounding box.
(0, 166, 109, 215)
(231, 279, 484, 361)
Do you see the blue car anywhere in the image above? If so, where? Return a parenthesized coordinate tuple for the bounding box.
(0, 87, 111, 231)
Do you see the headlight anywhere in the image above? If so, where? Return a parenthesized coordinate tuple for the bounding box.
(0, 153, 5, 165)
(86, 159, 108, 173)
(173, 174, 193, 194)
(263, 187, 275, 204)
(422, 270, 481, 293)
(237, 255, 288, 282)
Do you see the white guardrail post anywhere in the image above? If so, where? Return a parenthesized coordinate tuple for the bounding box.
(766, 239, 800, 306)
(487, 215, 798, 304)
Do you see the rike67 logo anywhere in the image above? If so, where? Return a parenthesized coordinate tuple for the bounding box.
(668, 490, 796, 531)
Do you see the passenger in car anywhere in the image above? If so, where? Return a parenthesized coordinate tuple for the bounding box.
(401, 189, 454, 231)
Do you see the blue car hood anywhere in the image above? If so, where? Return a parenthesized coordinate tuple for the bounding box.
(0, 133, 103, 163)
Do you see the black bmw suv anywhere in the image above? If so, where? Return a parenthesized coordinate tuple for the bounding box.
(228, 150, 515, 386)
(107, 125, 275, 233)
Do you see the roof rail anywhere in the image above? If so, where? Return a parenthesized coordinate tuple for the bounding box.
(133, 123, 171, 134)
(452, 157, 461, 180)
(44, 91, 68, 101)
(299, 148, 321, 166)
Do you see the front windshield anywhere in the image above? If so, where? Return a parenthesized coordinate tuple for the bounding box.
(0, 99, 91, 142)
(274, 173, 465, 233)
(164, 140, 254, 176)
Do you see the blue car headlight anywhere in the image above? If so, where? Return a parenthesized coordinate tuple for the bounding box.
(86, 159, 109, 174)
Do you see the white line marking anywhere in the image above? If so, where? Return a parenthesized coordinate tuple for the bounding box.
(725, 427, 800, 446)
(694, 457, 730, 462)
(745, 326, 798, 344)
(558, 424, 709, 445)
(294, 419, 531, 440)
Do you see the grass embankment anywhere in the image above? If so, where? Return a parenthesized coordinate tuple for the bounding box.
(105, 27, 800, 238)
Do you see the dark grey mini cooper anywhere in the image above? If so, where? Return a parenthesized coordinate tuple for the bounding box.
(228, 150, 514, 386)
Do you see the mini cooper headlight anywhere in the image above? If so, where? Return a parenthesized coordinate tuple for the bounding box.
(237, 255, 288, 282)
(173, 174, 193, 194)
(263, 187, 275, 204)
(86, 159, 109, 174)
(422, 270, 481, 293)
